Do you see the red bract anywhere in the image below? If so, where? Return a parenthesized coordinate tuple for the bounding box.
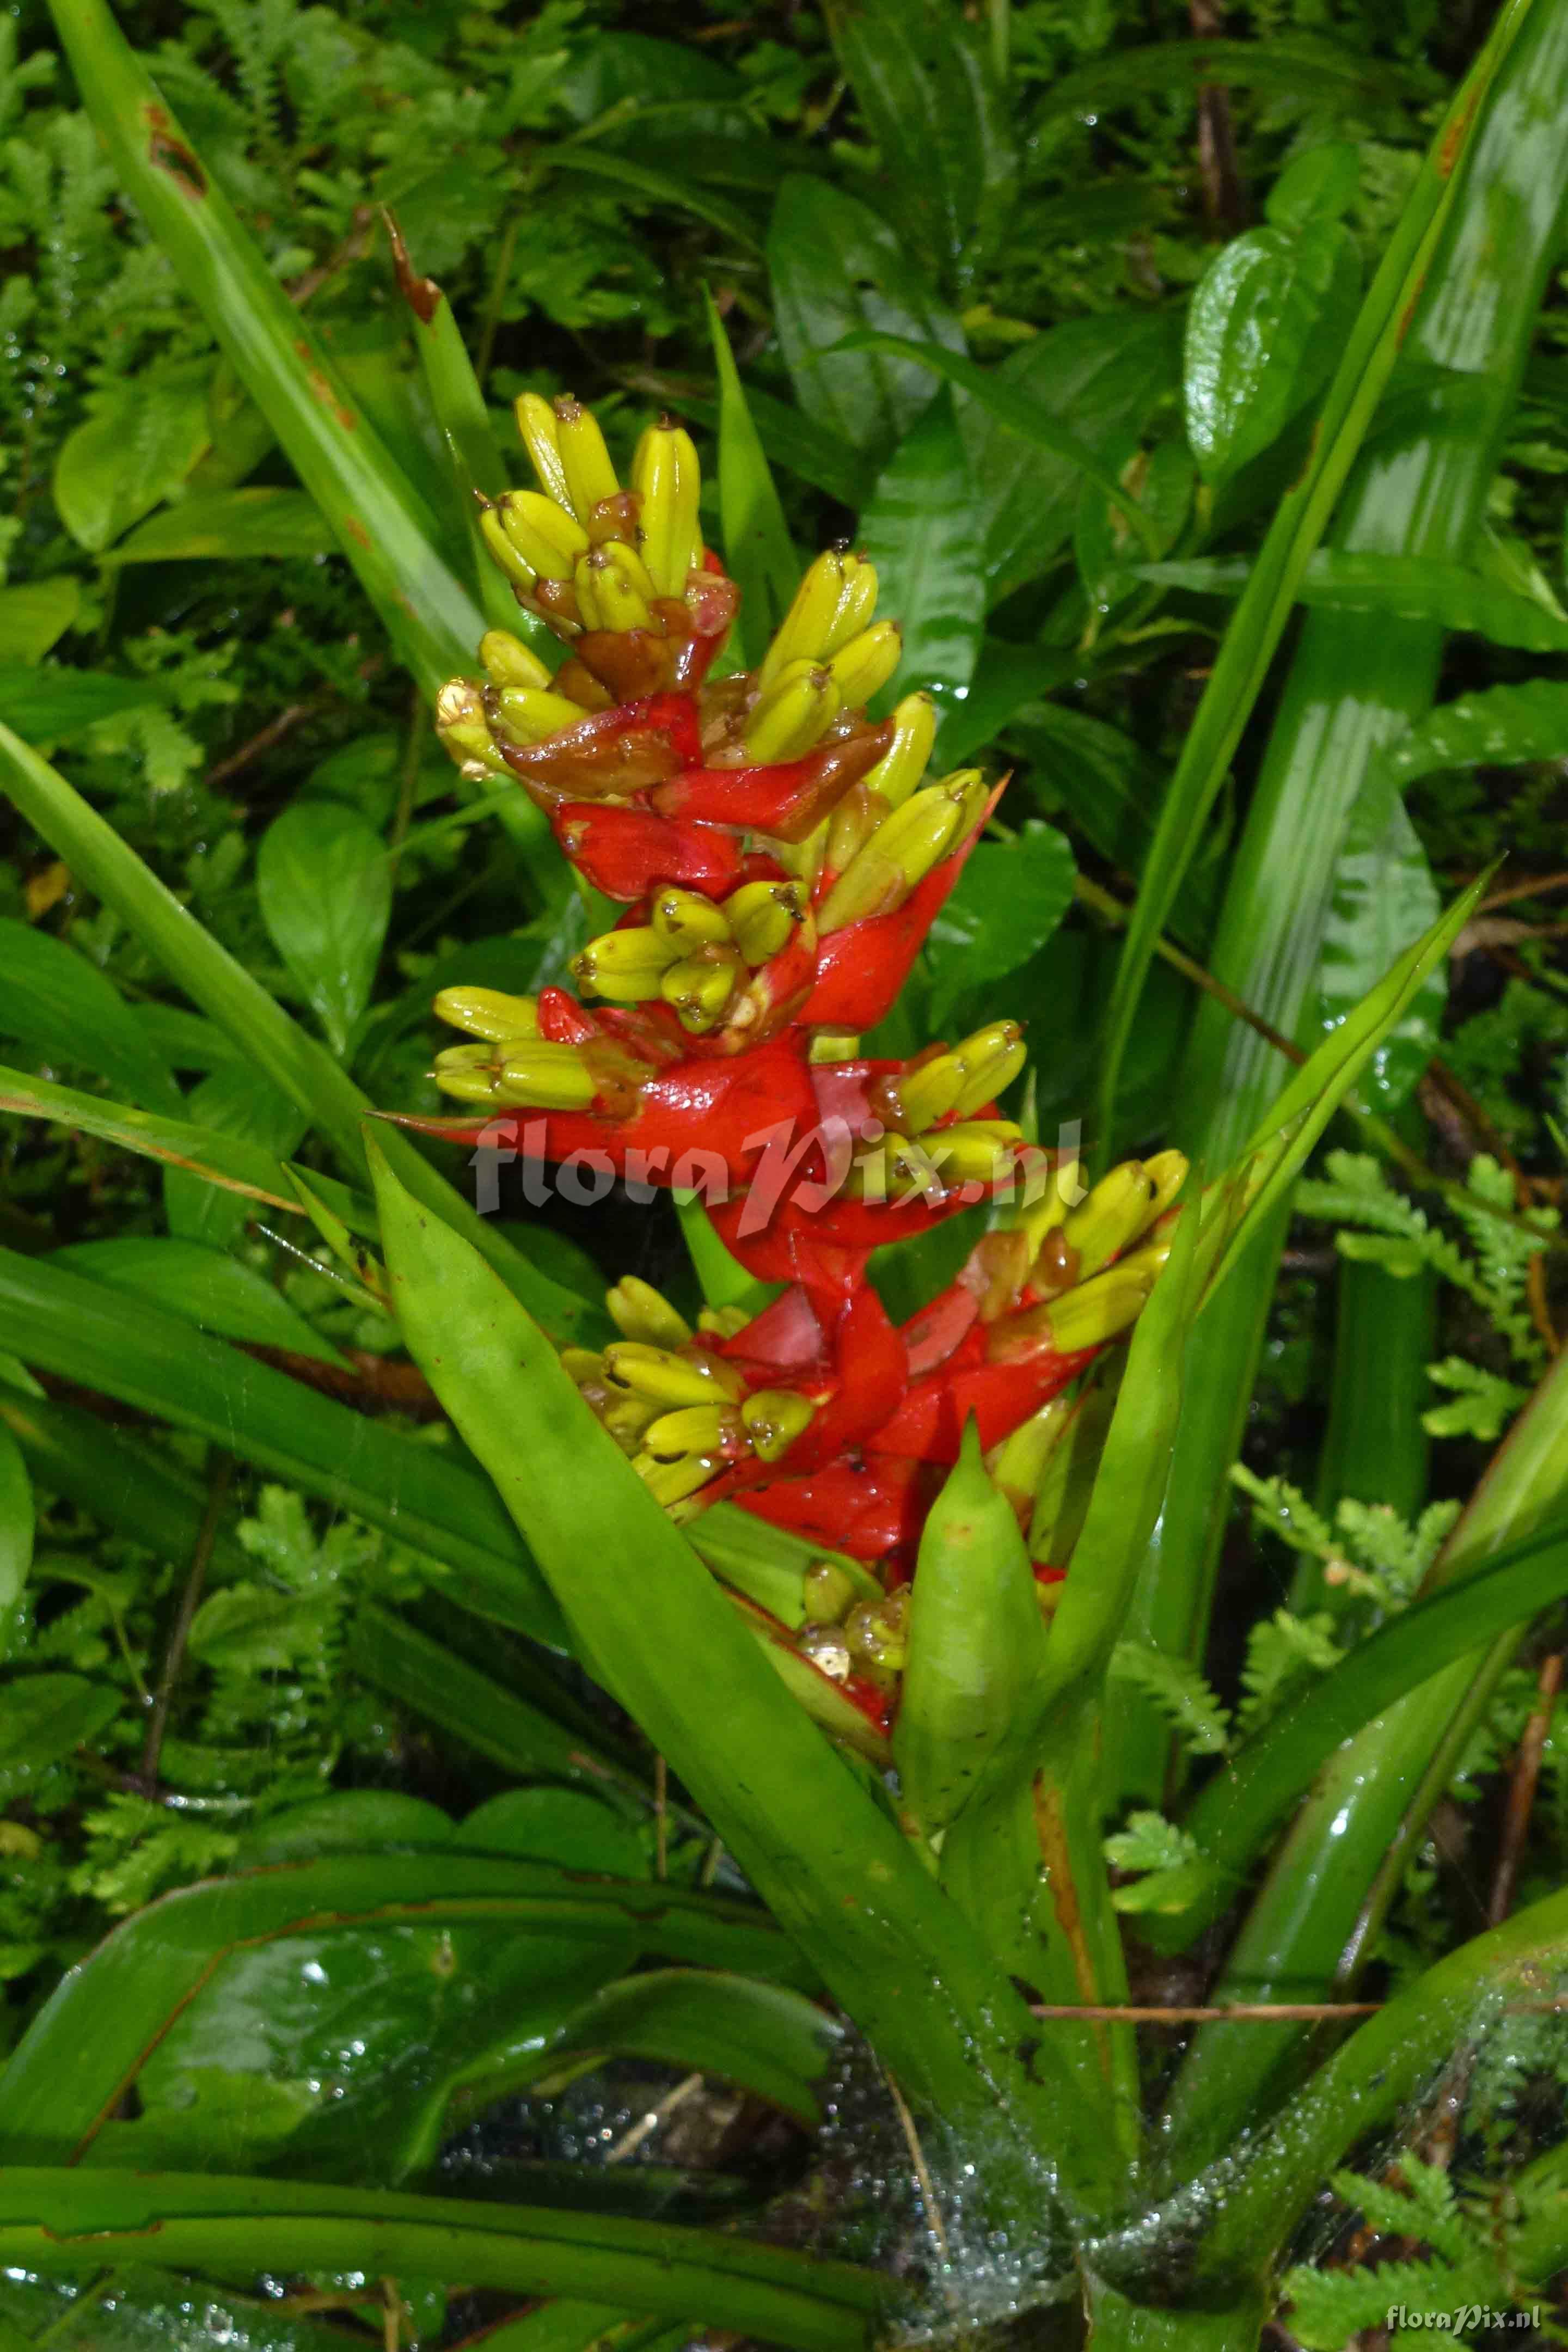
(416, 394, 1184, 1733)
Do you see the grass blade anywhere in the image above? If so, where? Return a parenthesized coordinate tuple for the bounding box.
(43, 0, 486, 698)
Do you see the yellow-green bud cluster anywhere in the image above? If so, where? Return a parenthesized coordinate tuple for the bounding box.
(564, 1277, 820, 1511)
(570, 880, 811, 1037)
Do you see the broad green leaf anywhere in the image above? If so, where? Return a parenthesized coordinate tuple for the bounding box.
(837, 330, 1161, 559)
(893, 1422, 1044, 1845)
(1034, 34, 1418, 132)
(350, 1605, 649, 1802)
(255, 800, 393, 1058)
(107, 487, 338, 564)
(1074, 436, 1194, 618)
(0, 1672, 119, 1768)
(367, 1136, 1089, 2218)
(51, 1238, 349, 1367)
(1097, 0, 1534, 1138)
(856, 385, 984, 716)
(0, 580, 80, 664)
(0, 1423, 33, 1651)
(1374, 676, 1568, 786)
(0, 917, 181, 1114)
(0, 1244, 567, 1645)
(43, 0, 486, 697)
(1265, 142, 1362, 231)
(923, 820, 1076, 1031)
(164, 1065, 311, 1249)
(548, 145, 764, 253)
(52, 365, 211, 552)
(1312, 798, 1444, 1113)
(0, 1854, 811, 2170)
(457, 1788, 648, 1876)
(965, 311, 1185, 604)
(1139, 549, 1568, 648)
(819, 0, 1018, 292)
(0, 665, 160, 738)
(0, 2268, 354, 2352)
(534, 1968, 841, 2124)
(929, 638, 1075, 770)
(674, 379, 874, 511)
(765, 176, 965, 454)
(0, 2164, 878, 2350)
(0, 1377, 253, 1585)
(705, 288, 799, 669)
(1184, 220, 1361, 482)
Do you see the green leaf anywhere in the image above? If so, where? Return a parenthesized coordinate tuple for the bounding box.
(705, 288, 799, 669)
(1266, 142, 1363, 231)
(0, 1853, 811, 2169)
(1375, 676, 1568, 788)
(819, 0, 1017, 292)
(1139, 549, 1568, 648)
(0, 1244, 568, 1646)
(0, 666, 160, 738)
(50, 1238, 349, 1367)
(42, 0, 486, 696)
(1184, 220, 1361, 483)
(837, 330, 1163, 558)
(255, 801, 393, 1058)
(367, 1134, 1083, 2220)
(534, 1968, 841, 2124)
(548, 145, 764, 252)
(0, 917, 181, 1114)
(52, 366, 211, 552)
(856, 385, 984, 715)
(765, 175, 965, 454)
(107, 487, 338, 564)
(1096, 0, 1534, 1140)
(0, 2165, 879, 2351)
(0, 1423, 34, 1654)
(0, 724, 596, 1342)
(0, 1672, 119, 1768)
(349, 1605, 650, 1804)
(456, 1788, 648, 1876)
(1313, 798, 1445, 1113)
(1033, 34, 1419, 131)
(923, 820, 1076, 1030)
(966, 311, 1184, 605)
(0, 580, 81, 664)
(0, 1377, 254, 1589)
(163, 1065, 311, 1248)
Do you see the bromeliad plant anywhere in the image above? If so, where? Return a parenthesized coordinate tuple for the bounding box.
(11, 3, 1568, 2350)
(385, 402, 1189, 1745)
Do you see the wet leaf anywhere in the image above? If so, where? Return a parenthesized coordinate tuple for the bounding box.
(0, 1672, 119, 1769)
(1185, 219, 1361, 483)
(766, 175, 964, 453)
(0, 917, 181, 1114)
(256, 800, 393, 1059)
